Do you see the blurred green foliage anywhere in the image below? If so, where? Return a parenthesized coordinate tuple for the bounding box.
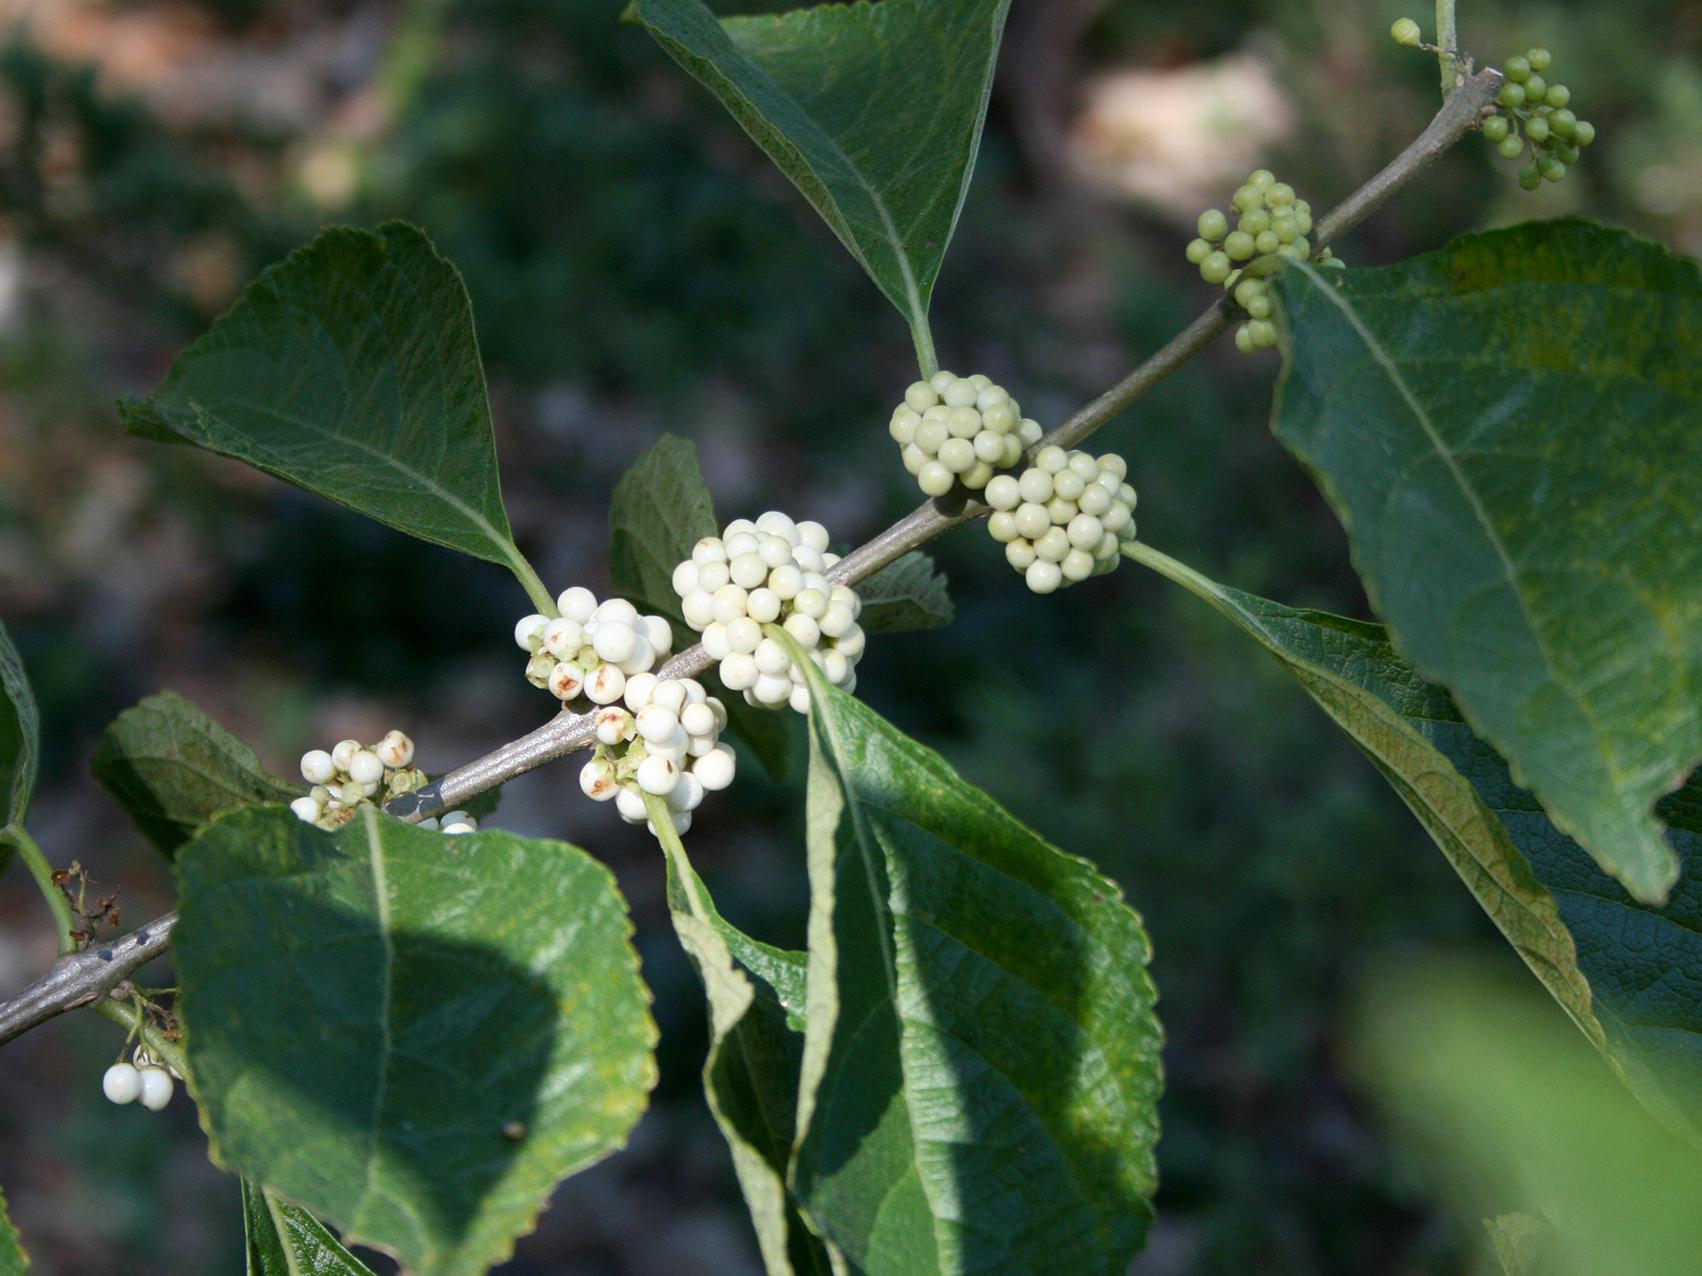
(1, 0, 1698, 1272)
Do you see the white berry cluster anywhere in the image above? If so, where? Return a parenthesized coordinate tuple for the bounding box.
(513, 588, 675, 709)
(292, 731, 441, 830)
(102, 1046, 177, 1112)
(890, 371, 1043, 498)
(985, 446, 1136, 594)
(1183, 168, 1342, 354)
(578, 673, 737, 837)
(672, 511, 864, 714)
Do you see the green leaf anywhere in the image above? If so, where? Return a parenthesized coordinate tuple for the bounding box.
(607, 433, 796, 781)
(609, 433, 718, 617)
(0, 620, 38, 872)
(780, 634, 1163, 1275)
(646, 797, 831, 1276)
(0, 1184, 28, 1274)
(1483, 1214, 1549, 1276)
(175, 807, 656, 1276)
(856, 551, 953, 634)
(630, 0, 1012, 361)
(118, 223, 551, 611)
(92, 691, 299, 856)
(1272, 220, 1702, 902)
(1127, 542, 1702, 1145)
(243, 1180, 375, 1276)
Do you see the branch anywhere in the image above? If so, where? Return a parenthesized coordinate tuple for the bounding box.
(0, 68, 1502, 1050)
(0, 912, 176, 1046)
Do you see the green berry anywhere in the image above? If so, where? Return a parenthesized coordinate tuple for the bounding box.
(1391, 17, 1422, 46)
(1290, 236, 1311, 259)
(1523, 115, 1550, 143)
(1545, 84, 1570, 108)
(1556, 143, 1582, 164)
(1518, 163, 1542, 190)
(1527, 48, 1551, 71)
(1233, 278, 1264, 308)
(1503, 54, 1531, 82)
(1570, 120, 1595, 147)
(1267, 183, 1296, 206)
(1235, 324, 1257, 354)
(1499, 82, 1526, 108)
(1224, 230, 1257, 261)
(1246, 293, 1273, 318)
(1233, 185, 1265, 213)
(1254, 230, 1281, 255)
(1185, 237, 1213, 264)
(1247, 169, 1276, 188)
(1549, 108, 1577, 137)
(1482, 114, 1510, 143)
(1240, 208, 1271, 234)
(1523, 74, 1547, 101)
(1497, 135, 1526, 160)
(1272, 213, 1300, 243)
(1247, 319, 1278, 349)
(1200, 251, 1232, 285)
(1539, 154, 1567, 183)
(1197, 209, 1229, 241)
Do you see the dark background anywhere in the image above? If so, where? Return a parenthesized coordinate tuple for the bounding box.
(0, 0, 1697, 1271)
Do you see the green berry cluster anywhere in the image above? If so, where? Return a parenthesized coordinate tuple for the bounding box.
(1183, 170, 1342, 354)
(1484, 48, 1595, 188)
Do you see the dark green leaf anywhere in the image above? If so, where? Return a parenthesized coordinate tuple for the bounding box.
(0, 1184, 27, 1274)
(243, 1180, 375, 1276)
(646, 796, 830, 1275)
(119, 223, 547, 605)
(0, 620, 38, 872)
(1128, 542, 1702, 1145)
(856, 551, 953, 633)
(630, 0, 1012, 352)
(606, 434, 795, 780)
(782, 636, 1163, 1275)
(92, 691, 298, 856)
(1273, 220, 1702, 902)
(175, 807, 656, 1276)
(608, 434, 717, 616)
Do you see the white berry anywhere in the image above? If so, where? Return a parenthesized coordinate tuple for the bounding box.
(138, 1067, 174, 1111)
(103, 1062, 142, 1104)
(300, 749, 335, 785)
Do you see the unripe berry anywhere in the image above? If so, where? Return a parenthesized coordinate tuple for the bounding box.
(1499, 82, 1526, 108)
(104, 1062, 142, 1104)
(1503, 54, 1530, 81)
(1025, 560, 1062, 595)
(1497, 134, 1526, 160)
(1391, 16, 1422, 46)
(1482, 114, 1510, 143)
(918, 462, 954, 496)
(1527, 48, 1551, 71)
(290, 795, 323, 824)
(1196, 209, 1229, 241)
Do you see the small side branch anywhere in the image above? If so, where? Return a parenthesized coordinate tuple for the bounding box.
(0, 912, 177, 1046)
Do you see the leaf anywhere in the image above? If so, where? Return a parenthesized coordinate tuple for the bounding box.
(856, 551, 953, 634)
(608, 433, 718, 618)
(0, 620, 38, 872)
(92, 691, 299, 856)
(630, 0, 1013, 351)
(1483, 1213, 1551, 1276)
(118, 223, 545, 603)
(645, 796, 831, 1276)
(243, 1180, 376, 1276)
(607, 434, 796, 781)
(780, 634, 1163, 1275)
(174, 807, 657, 1276)
(1272, 220, 1702, 903)
(0, 1184, 27, 1275)
(1127, 542, 1702, 1146)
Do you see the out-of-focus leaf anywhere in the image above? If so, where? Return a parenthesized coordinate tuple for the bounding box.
(0, 620, 39, 873)
(91, 691, 297, 856)
(175, 807, 656, 1276)
(1273, 220, 1702, 902)
(856, 551, 953, 633)
(0, 1184, 27, 1274)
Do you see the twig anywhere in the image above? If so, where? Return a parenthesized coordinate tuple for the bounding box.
(0, 68, 1503, 1050)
